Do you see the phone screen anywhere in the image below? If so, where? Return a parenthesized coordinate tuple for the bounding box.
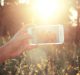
(28, 25, 64, 45)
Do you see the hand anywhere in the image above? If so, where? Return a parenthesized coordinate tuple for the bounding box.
(0, 26, 36, 61)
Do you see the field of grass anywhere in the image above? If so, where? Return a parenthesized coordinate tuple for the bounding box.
(0, 36, 80, 75)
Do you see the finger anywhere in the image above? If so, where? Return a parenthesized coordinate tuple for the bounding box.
(10, 44, 37, 58)
(12, 32, 31, 42)
(10, 49, 23, 58)
(19, 25, 29, 33)
(10, 44, 26, 58)
(23, 44, 38, 50)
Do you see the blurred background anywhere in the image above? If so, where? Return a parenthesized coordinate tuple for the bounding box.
(0, 0, 80, 75)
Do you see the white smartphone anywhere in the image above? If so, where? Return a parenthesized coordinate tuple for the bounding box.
(27, 25, 64, 45)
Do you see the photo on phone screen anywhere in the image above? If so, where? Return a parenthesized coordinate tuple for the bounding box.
(28, 25, 64, 45)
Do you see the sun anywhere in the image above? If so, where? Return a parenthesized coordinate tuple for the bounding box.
(31, 0, 66, 20)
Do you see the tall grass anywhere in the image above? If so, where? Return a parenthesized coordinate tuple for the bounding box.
(0, 32, 79, 75)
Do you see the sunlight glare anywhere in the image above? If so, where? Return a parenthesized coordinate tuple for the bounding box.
(19, 0, 29, 4)
(32, 0, 65, 20)
(69, 7, 78, 21)
(1, 0, 4, 6)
